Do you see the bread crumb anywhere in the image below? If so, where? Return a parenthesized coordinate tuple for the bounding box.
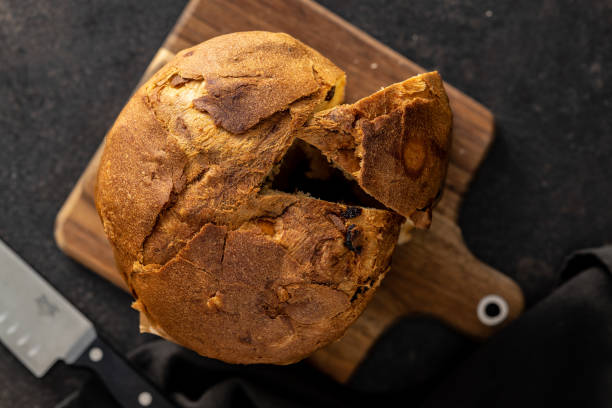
(206, 292, 223, 310)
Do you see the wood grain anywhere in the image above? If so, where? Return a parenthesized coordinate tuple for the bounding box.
(54, 0, 524, 383)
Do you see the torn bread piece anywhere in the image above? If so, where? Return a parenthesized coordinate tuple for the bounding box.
(297, 72, 452, 228)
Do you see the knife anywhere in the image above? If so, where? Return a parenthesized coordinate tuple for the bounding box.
(0, 239, 175, 408)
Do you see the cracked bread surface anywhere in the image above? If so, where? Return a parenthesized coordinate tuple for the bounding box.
(297, 72, 453, 228)
(131, 192, 401, 364)
(95, 31, 450, 364)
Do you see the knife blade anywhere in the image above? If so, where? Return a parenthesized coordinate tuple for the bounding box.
(0, 239, 174, 407)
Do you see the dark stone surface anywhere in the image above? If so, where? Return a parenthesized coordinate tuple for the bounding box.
(0, 0, 610, 405)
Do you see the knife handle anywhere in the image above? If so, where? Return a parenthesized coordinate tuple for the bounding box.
(74, 337, 175, 408)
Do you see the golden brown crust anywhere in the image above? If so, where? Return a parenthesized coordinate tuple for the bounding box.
(96, 32, 345, 280)
(156, 32, 342, 134)
(130, 193, 401, 364)
(95, 31, 451, 364)
(297, 72, 453, 228)
(95, 91, 189, 282)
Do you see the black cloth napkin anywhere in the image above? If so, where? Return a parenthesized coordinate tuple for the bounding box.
(59, 245, 612, 407)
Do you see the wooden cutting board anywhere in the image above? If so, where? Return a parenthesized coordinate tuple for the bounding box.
(55, 0, 524, 383)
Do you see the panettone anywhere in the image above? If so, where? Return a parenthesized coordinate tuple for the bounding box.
(95, 31, 452, 364)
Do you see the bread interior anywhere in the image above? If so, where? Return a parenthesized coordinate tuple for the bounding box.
(263, 139, 388, 210)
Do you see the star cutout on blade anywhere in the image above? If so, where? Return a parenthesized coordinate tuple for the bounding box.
(35, 295, 59, 317)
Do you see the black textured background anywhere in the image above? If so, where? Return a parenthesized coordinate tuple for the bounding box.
(0, 0, 610, 406)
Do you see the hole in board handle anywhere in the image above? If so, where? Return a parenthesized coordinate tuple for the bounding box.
(477, 294, 509, 326)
